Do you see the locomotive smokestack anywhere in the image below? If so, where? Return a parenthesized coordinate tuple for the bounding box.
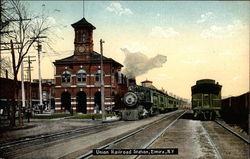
(128, 77, 136, 86)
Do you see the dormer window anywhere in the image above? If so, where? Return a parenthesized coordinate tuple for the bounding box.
(77, 69, 87, 83)
(61, 70, 71, 83)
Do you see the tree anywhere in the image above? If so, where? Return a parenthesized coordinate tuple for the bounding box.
(2, 0, 54, 127)
(0, 57, 13, 78)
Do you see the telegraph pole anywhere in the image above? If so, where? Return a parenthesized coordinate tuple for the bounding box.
(100, 39, 105, 122)
(24, 55, 35, 122)
(28, 56, 32, 111)
(0, 5, 31, 125)
(0, 1, 2, 78)
(31, 36, 47, 112)
(21, 46, 25, 108)
(18, 17, 31, 125)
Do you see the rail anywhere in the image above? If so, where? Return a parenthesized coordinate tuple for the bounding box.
(76, 110, 186, 159)
(134, 111, 186, 159)
(201, 123, 223, 159)
(0, 123, 114, 150)
(215, 120, 249, 144)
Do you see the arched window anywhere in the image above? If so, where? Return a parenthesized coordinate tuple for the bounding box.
(95, 69, 101, 82)
(61, 70, 71, 83)
(82, 32, 86, 42)
(77, 69, 87, 83)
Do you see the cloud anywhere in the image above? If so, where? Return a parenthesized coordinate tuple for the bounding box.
(201, 20, 246, 38)
(122, 42, 148, 53)
(106, 2, 133, 16)
(197, 12, 214, 24)
(149, 26, 180, 38)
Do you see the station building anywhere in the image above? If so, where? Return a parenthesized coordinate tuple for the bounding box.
(53, 17, 127, 114)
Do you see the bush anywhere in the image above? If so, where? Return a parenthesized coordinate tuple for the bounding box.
(31, 113, 71, 119)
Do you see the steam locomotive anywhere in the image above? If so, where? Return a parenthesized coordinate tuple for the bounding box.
(122, 85, 180, 120)
(191, 79, 222, 120)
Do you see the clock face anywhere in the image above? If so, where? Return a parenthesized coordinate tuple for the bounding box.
(78, 46, 85, 53)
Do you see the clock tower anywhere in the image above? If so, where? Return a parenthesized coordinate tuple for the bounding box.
(71, 18, 96, 60)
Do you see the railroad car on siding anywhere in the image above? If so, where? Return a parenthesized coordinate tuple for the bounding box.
(122, 84, 180, 120)
(191, 79, 222, 120)
(220, 92, 249, 133)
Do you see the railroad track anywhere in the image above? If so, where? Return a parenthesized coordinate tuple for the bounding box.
(201, 123, 223, 159)
(76, 110, 186, 159)
(200, 120, 249, 159)
(214, 120, 249, 144)
(0, 121, 122, 158)
(0, 123, 116, 149)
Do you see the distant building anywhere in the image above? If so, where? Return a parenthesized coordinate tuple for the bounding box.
(141, 80, 157, 89)
(0, 78, 55, 113)
(53, 17, 127, 114)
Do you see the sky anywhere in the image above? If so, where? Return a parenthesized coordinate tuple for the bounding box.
(7, 1, 249, 100)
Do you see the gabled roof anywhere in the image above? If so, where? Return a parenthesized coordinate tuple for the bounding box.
(71, 17, 96, 30)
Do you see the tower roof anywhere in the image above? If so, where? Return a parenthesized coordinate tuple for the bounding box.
(71, 17, 96, 30)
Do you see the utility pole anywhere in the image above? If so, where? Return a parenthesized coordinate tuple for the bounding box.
(0, 0, 2, 78)
(19, 18, 30, 109)
(28, 56, 32, 111)
(18, 17, 31, 125)
(1, 8, 30, 125)
(24, 56, 35, 121)
(100, 39, 105, 122)
(31, 36, 47, 113)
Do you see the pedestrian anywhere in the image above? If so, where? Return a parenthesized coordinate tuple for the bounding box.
(27, 109, 31, 123)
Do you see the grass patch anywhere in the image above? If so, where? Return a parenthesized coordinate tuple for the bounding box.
(69, 114, 113, 119)
(31, 113, 71, 119)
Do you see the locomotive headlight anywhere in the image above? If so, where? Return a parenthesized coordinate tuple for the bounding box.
(124, 92, 138, 107)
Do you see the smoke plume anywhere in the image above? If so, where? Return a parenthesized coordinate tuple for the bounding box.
(121, 48, 167, 78)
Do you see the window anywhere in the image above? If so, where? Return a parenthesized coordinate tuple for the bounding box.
(95, 69, 101, 82)
(82, 33, 86, 42)
(118, 71, 122, 84)
(61, 70, 71, 83)
(77, 69, 87, 83)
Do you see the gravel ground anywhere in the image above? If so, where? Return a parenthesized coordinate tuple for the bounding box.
(1, 111, 181, 159)
(0, 119, 100, 144)
(141, 119, 220, 159)
(89, 111, 184, 159)
(202, 121, 249, 159)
